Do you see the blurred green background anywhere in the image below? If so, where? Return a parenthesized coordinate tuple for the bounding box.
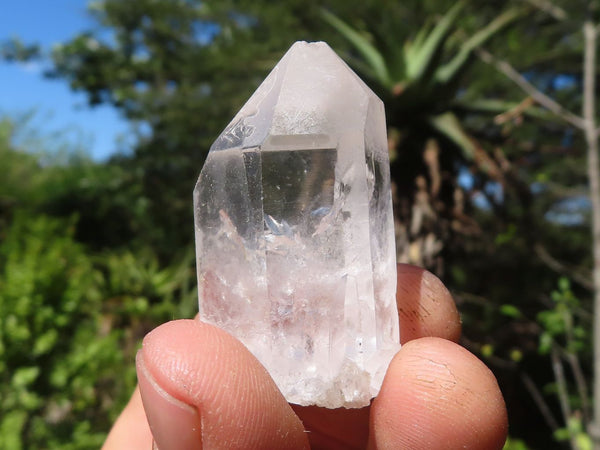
(1, 0, 597, 448)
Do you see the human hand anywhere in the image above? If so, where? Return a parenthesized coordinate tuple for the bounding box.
(103, 264, 507, 449)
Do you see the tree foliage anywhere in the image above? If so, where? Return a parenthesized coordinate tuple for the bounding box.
(0, 118, 196, 448)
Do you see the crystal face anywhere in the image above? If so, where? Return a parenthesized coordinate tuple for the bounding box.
(194, 41, 399, 408)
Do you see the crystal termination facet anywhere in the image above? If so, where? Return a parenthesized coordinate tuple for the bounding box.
(194, 41, 399, 408)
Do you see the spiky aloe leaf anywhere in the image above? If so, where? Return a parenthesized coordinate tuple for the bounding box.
(404, 1, 465, 82)
(408, 18, 433, 54)
(436, 7, 524, 85)
(321, 9, 391, 86)
(429, 112, 475, 159)
(455, 98, 557, 122)
(430, 112, 503, 180)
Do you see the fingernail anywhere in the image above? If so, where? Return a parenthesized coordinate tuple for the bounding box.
(137, 352, 202, 450)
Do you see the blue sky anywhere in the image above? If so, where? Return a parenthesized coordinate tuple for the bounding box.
(0, 0, 128, 160)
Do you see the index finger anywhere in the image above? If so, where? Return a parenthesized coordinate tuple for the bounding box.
(396, 264, 461, 344)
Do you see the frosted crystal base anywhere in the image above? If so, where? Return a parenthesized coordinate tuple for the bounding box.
(194, 41, 399, 408)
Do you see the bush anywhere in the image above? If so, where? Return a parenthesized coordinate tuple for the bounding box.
(0, 213, 134, 449)
(0, 210, 198, 449)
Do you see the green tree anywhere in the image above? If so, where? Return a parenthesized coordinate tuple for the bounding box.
(0, 116, 198, 447)
(469, 2, 600, 448)
(323, 1, 600, 448)
(48, 0, 352, 256)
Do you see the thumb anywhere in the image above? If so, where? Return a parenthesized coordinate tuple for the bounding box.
(137, 351, 201, 449)
(136, 319, 309, 450)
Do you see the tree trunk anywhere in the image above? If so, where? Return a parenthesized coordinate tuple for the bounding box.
(583, 18, 600, 450)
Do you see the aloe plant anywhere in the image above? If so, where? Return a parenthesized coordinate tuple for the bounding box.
(322, 3, 537, 269)
(322, 4, 526, 165)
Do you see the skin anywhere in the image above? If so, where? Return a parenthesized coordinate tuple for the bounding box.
(103, 264, 507, 449)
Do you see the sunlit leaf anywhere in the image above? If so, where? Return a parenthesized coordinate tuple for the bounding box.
(405, 1, 464, 81)
(437, 7, 523, 84)
(321, 8, 391, 86)
(429, 112, 476, 159)
(500, 304, 522, 318)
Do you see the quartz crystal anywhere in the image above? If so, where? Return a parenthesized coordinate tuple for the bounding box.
(194, 41, 399, 408)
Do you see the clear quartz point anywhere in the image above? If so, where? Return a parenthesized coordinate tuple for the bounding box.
(194, 41, 399, 408)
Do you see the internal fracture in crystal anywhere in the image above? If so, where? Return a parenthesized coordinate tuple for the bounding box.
(194, 41, 399, 408)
